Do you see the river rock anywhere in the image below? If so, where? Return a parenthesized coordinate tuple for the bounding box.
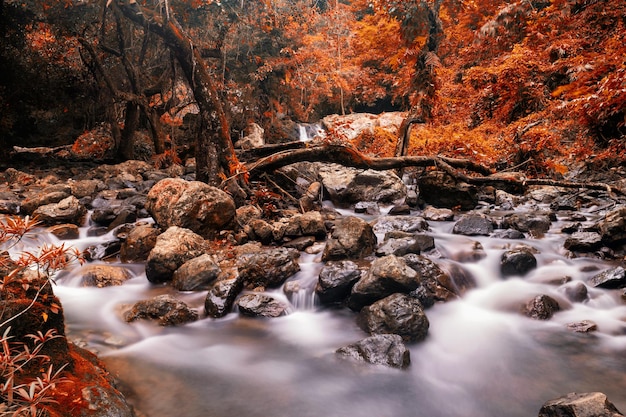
(322, 216, 377, 261)
(403, 254, 461, 302)
(599, 206, 626, 246)
(146, 178, 236, 238)
(355, 201, 380, 215)
(91, 204, 137, 228)
(495, 189, 520, 210)
(452, 213, 494, 236)
(501, 248, 538, 277)
(236, 244, 300, 289)
(502, 212, 552, 237)
(283, 236, 316, 251)
(316, 260, 364, 305)
(375, 233, 434, 257)
(388, 204, 411, 215)
(336, 334, 410, 369)
(563, 281, 589, 302)
(538, 392, 624, 417)
(492, 229, 525, 239)
(69, 178, 106, 198)
(372, 215, 429, 234)
(357, 293, 429, 342)
(282, 210, 327, 239)
(0, 192, 20, 215)
(299, 181, 322, 212)
(204, 272, 245, 318)
(237, 293, 289, 318)
(145, 226, 209, 283)
(80, 264, 132, 287)
(234, 122, 265, 149)
(32, 195, 87, 225)
(75, 348, 136, 417)
(522, 294, 560, 320)
(125, 294, 198, 326)
(21, 184, 71, 214)
(417, 170, 478, 211)
(588, 266, 626, 289)
(172, 254, 221, 291)
(246, 218, 274, 244)
(120, 223, 160, 262)
(236, 205, 263, 225)
(566, 320, 598, 333)
(564, 231, 603, 252)
(349, 255, 419, 310)
(421, 206, 454, 221)
(48, 223, 80, 240)
(317, 164, 406, 206)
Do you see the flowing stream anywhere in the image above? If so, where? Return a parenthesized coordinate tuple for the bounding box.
(25, 201, 626, 416)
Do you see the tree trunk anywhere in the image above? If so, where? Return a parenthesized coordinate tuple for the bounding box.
(114, 2, 238, 185)
(395, 0, 444, 159)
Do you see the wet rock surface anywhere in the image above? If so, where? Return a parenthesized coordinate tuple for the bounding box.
(538, 392, 624, 417)
(125, 294, 198, 326)
(2, 159, 626, 415)
(336, 334, 410, 369)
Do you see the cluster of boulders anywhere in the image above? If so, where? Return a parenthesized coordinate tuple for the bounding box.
(2, 158, 626, 415)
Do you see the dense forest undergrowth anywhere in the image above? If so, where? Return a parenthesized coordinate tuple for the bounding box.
(0, 0, 624, 179)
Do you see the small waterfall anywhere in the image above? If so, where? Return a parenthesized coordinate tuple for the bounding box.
(297, 122, 325, 142)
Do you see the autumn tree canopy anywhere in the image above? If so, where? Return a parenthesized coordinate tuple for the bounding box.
(1, 0, 624, 178)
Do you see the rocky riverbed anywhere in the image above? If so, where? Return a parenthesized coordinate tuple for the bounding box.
(1, 158, 626, 417)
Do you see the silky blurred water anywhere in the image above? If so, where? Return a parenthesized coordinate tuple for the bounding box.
(43, 205, 626, 417)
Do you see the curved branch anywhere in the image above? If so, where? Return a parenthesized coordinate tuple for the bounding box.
(246, 144, 625, 197)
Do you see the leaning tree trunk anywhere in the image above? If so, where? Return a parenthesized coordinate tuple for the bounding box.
(395, 0, 444, 159)
(114, 2, 238, 185)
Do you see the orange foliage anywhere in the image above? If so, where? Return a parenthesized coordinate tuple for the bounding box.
(351, 126, 397, 157)
(71, 125, 115, 160)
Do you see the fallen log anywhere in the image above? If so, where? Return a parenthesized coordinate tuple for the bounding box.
(246, 144, 625, 198)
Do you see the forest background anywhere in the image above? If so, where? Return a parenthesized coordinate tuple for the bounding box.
(0, 0, 624, 180)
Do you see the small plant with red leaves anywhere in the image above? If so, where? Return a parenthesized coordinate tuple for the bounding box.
(0, 215, 82, 416)
(250, 186, 282, 219)
(0, 327, 70, 417)
(151, 147, 182, 169)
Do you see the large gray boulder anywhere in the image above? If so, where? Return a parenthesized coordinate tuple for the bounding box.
(502, 212, 553, 237)
(322, 216, 377, 261)
(237, 293, 289, 318)
(317, 164, 406, 206)
(172, 254, 221, 291)
(501, 248, 538, 277)
(417, 170, 478, 211)
(80, 264, 132, 287)
(538, 392, 623, 417)
(236, 244, 300, 289)
(452, 213, 494, 236)
(316, 260, 364, 305)
(125, 294, 198, 326)
(372, 215, 429, 235)
(120, 223, 160, 262)
(588, 266, 626, 289)
(146, 178, 236, 238)
(357, 293, 429, 342)
(522, 294, 561, 320)
(349, 255, 419, 310)
(32, 196, 87, 225)
(403, 254, 462, 302)
(145, 226, 208, 283)
(599, 206, 626, 246)
(21, 184, 71, 214)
